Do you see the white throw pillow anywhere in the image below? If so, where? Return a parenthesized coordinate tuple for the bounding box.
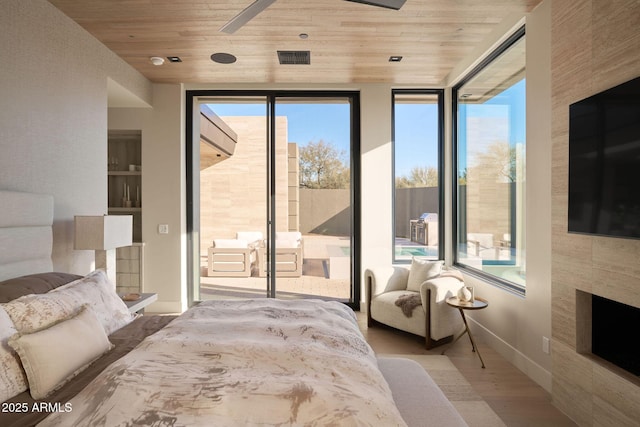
(8, 306, 113, 400)
(275, 231, 302, 242)
(4, 291, 78, 334)
(5, 270, 134, 336)
(235, 231, 263, 247)
(213, 239, 249, 249)
(51, 269, 134, 335)
(406, 258, 443, 292)
(0, 306, 28, 402)
(275, 240, 299, 249)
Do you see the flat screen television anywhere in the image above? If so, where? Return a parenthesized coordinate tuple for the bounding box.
(568, 76, 640, 239)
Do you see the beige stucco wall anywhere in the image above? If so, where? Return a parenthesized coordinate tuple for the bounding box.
(108, 83, 186, 313)
(437, 2, 553, 392)
(199, 115, 289, 254)
(299, 189, 351, 236)
(1, 0, 151, 275)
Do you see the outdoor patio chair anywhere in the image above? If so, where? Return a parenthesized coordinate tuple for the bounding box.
(236, 231, 264, 249)
(256, 232, 303, 277)
(207, 238, 254, 277)
(466, 232, 494, 257)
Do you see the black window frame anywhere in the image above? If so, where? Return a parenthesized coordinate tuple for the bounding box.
(452, 26, 526, 295)
(185, 89, 362, 309)
(391, 89, 445, 264)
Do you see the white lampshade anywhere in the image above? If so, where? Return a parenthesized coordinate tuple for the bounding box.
(74, 215, 133, 250)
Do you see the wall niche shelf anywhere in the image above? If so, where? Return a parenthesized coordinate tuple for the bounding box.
(108, 130, 142, 242)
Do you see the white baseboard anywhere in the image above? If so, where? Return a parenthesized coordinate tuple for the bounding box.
(468, 317, 552, 393)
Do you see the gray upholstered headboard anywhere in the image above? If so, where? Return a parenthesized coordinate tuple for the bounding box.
(0, 190, 54, 281)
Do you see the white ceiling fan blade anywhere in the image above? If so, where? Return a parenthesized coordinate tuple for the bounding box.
(219, 0, 277, 34)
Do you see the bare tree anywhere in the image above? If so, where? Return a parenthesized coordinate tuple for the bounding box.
(473, 141, 520, 182)
(299, 140, 350, 189)
(396, 166, 438, 188)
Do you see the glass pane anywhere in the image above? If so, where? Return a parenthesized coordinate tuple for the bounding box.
(393, 92, 441, 262)
(273, 98, 352, 301)
(194, 95, 354, 303)
(456, 35, 526, 287)
(198, 97, 269, 299)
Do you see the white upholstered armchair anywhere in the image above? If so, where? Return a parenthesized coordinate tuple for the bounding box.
(365, 259, 465, 349)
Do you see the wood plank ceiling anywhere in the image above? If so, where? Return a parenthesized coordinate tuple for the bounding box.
(48, 0, 540, 85)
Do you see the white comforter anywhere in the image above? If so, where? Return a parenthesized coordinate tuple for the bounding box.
(40, 299, 407, 426)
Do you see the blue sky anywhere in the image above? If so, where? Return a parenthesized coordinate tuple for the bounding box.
(205, 101, 350, 155)
(206, 100, 439, 177)
(205, 81, 524, 179)
(393, 103, 440, 176)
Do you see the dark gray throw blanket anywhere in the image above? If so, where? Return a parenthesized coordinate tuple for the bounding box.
(395, 293, 423, 317)
(394, 270, 465, 318)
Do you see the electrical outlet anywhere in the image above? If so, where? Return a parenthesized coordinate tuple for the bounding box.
(542, 336, 550, 354)
(158, 224, 169, 234)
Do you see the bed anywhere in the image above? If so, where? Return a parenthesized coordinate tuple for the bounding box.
(0, 190, 467, 426)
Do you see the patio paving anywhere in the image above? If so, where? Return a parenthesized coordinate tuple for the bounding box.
(199, 234, 351, 301)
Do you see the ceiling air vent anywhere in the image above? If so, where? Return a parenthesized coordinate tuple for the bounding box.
(277, 50, 311, 65)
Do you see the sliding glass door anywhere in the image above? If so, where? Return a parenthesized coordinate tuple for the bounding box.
(186, 91, 360, 307)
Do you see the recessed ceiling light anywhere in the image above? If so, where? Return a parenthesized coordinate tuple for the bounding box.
(389, 56, 403, 62)
(149, 56, 165, 66)
(167, 56, 182, 63)
(211, 53, 237, 64)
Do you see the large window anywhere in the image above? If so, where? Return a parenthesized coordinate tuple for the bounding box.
(393, 90, 444, 262)
(454, 28, 526, 291)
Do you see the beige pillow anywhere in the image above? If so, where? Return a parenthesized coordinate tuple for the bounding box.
(5, 269, 134, 335)
(3, 292, 78, 334)
(406, 258, 443, 292)
(0, 306, 28, 402)
(51, 269, 134, 335)
(214, 239, 248, 248)
(8, 306, 113, 400)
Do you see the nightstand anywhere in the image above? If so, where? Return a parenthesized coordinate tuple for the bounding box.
(122, 292, 157, 314)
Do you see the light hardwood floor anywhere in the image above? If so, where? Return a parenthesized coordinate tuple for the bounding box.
(357, 313, 577, 427)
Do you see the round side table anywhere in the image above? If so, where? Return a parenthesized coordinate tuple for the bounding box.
(441, 296, 489, 368)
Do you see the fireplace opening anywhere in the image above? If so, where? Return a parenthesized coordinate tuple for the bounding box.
(592, 294, 640, 376)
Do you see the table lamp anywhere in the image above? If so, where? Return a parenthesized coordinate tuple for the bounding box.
(74, 215, 133, 286)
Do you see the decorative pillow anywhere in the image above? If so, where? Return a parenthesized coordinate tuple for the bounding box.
(213, 239, 249, 248)
(50, 269, 134, 335)
(275, 231, 302, 242)
(0, 272, 83, 303)
(235, 231, 263, 248)
(275, 240, 299, 248)
(3, 292, 78, 334)
(0, 306, 28, 402)
(4, 270, 134, 336)
(8, 306, 113, 400)
(406, 258, 444, 292)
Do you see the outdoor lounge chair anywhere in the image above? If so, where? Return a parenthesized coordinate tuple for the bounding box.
(236, 231, 264, 249)
(256, 232, 303, 277)
(207, 238, 254, 277)
(467, 232, 511, 259)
